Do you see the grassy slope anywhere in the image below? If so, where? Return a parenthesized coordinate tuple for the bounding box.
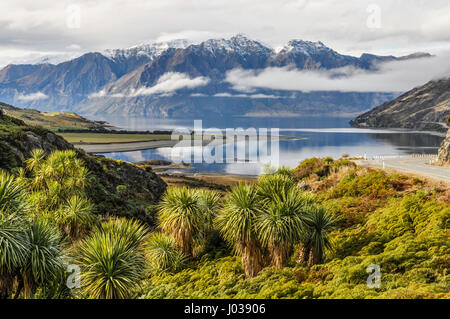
(140, 159, 449, 299)
(0, 102, 108, 131)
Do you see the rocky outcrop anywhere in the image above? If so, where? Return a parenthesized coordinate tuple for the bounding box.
(0, 114, 73, 169)
(436, 129, 450, 165)
(351, 78, 450, 132)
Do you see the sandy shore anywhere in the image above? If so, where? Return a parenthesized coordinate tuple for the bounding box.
(75, 135, 303, 153)
(75, 140, 180, 153)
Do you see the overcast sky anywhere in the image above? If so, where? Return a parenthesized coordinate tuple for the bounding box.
(1, 0, 450, 67)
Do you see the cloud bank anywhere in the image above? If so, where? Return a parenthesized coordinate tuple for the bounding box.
(90, 72, 210, 98)
(2, 0, 450, 67)
(226, 53, 450, 93)
(130, 72, 210, 96)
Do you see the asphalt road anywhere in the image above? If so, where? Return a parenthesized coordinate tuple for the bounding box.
(355, 157, 450, 183)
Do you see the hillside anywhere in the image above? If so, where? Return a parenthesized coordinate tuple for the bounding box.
(0, 110, 166, 222)
(139, 159, 449, 299)
(0, 35, 429, 117)
(0, 101, 111, 131)
(350, 78, 450, 132)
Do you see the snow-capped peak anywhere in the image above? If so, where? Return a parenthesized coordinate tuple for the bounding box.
(198, 34, 273, 55)
(281, 40, 332, 56)
(103, 39, 193, 61)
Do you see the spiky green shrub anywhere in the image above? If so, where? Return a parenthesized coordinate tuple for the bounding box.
(256, 188, 308, 268)
(0, 171, 29, 298)
(256, 173, 295, 204)
(56, 195, 96, 239)
(24, 150, 97, 239)
(197, 189, 222, 226)
(26, 149, 91, 210)
(146, 233, 186, 273)
(301, 206, 336, 265)
(0, 171, 67, 299)
(20, 220, 65, 298)
(76, 218, 148, 299)
(215, 183, 263, 278)
(158, 187, 207, 257)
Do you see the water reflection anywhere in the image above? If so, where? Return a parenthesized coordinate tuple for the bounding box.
(96, 116, 444, 176)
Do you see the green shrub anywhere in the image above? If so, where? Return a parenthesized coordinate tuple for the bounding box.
(293, 158, 328, 180)
(146, 233, 186, 273)
(329, 170, 393, 199)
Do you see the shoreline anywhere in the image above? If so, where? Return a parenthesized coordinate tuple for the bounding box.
(75, 135, 304, 153)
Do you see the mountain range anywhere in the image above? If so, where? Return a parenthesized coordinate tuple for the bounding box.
(0, 34, 431, 118)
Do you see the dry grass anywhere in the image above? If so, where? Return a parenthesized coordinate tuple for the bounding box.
(161, 174, 256, 193)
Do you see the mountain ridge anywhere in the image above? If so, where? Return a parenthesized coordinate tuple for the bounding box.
(0, 34, 432, 118)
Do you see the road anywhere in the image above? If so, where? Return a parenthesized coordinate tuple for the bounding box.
(354, 157, 450, 183)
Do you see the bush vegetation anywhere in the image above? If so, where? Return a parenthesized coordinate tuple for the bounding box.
(0, 146, 448, 299)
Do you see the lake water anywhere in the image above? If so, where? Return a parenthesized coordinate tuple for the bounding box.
(95, 116, 445, 176)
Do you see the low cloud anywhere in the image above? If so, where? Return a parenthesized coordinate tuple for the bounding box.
(226, 53, 450, 93)
(129, 72, 210, 96)
(17, 92, 48, 101)
(190, 92, 283, 99)
(88, 90, 124, 99)
(89, 72, 210, 98)
(213, 92, 281, 99)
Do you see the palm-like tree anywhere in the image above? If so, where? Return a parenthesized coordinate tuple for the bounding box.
(19, 220, 65, 298)
(197, 189, 222, 228)
(158, 187, 205, 257)
(25, 150, 92, 223)
(215, 184, 263, 278)
(256, 173, 295, 204)
(100, 218, 148, 251)
(76, 218, 148, 299)
(0, 171, 29, 299)
(0, 171, 28, 215)
(56, 195, 96, 239)
(146, 232, 186, 273)
(302, 206, 336, 265)
(25, 149, 45, 176)
(27, 150, 89, 198)
(190, 189, 222, 257)
(256, 188, 307, 269)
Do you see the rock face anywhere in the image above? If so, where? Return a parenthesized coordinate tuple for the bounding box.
(351, 78, 450, 132)
(436, 129, 450, 165)
(0, 115, 73, 169)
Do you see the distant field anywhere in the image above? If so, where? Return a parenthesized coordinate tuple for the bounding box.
(58, 132, 171, 144)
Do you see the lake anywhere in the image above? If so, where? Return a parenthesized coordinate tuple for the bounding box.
(94, 116, 445, 176)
